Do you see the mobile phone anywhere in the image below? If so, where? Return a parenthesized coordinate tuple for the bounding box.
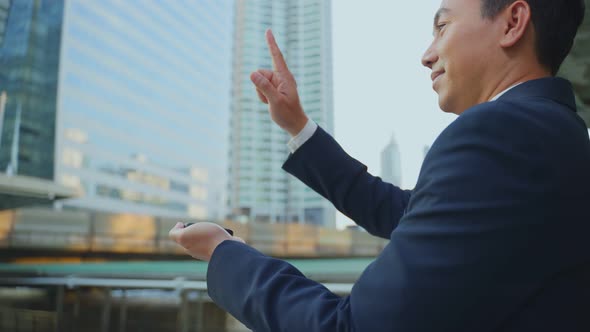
(183, 222, 234, 236)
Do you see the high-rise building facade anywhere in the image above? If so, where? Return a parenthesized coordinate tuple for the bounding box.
(0, 0, 63, 179)
(229, 0, 335, 227)
(381, 135, 402, 186)
(0, 0, 10, 46)
(0, 0, 233, 220)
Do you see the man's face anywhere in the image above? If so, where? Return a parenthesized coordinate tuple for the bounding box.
(422, 0, 502, 114)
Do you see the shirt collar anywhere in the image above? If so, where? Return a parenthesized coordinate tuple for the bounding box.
(489, 83, 523, 101)
(491, 77, 577, 112)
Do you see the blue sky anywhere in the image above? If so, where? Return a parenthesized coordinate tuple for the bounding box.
(332, 0, 455, 227)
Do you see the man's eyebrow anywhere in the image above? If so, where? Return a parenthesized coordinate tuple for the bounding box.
(433, 7, 450, 27)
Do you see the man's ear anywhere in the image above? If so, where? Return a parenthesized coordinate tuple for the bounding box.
(499, 0, 532, 48)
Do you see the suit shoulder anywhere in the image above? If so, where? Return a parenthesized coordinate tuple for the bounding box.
(430, 98, 588, 170)
(452, 100, 528, 130)
(445, 97, 581, 140)
(437, 102, 523, 144)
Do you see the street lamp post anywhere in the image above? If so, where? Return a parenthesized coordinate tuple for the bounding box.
(0, 91, 6, 150)
(5, 98, 20, 176)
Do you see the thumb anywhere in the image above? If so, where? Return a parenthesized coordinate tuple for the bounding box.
(168, 222, 184, 241)
(250, 71, 277, 103)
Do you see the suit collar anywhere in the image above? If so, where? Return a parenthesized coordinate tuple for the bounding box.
(496, 77, 577, 112)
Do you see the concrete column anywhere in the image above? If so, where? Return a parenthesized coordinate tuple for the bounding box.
(71, 288, 80, 332)
(101, 287, 111, 332)
(54, 286, 64, 332)
(179, 290, 189, 332)
(195, 291, 204, 332)
(118, 289, 127, 332)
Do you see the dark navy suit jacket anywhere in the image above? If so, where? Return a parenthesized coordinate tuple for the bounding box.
(207, 77, 590, 331)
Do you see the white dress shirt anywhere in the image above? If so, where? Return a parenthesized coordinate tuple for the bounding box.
(287, 119, 318, 153)
(489, 83, 521, 101)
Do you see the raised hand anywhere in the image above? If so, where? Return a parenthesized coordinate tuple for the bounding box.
(250, 29, 309, 136)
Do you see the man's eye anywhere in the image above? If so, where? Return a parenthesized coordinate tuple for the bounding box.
(436, 23, 447, 31)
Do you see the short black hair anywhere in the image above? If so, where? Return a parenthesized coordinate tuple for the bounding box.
(481, 0, 586, 75)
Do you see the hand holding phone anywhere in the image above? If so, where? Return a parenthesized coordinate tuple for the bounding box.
(184, 222, 234, 236)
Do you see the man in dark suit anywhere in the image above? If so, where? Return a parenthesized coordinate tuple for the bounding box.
(170, 0, 589, 330)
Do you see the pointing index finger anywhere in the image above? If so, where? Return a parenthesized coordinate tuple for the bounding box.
(266, 29, 288, 73)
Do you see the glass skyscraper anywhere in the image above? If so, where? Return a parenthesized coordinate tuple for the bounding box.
(228, 0, 335, 227)
(0, 0, 10, 46)
(0, 0, 63, 180)
(381, 135, 402, 186)
(1, 0, 233, 220)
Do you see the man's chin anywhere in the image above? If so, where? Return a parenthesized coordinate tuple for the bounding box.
(437, 94, 449, 112)
(439, 107, 458, 115)
(438, 95, 462, 115)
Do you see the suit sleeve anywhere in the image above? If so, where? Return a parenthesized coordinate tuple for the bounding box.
(282, 127, 411, 239)
(208, 106, 585, 331)
(207, 241, 354, 331)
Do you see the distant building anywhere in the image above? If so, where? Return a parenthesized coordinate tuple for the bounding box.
(381, 135, 402, 186)
(0, 0, 9, 46)
(228, 0, 335, 227)
(0, 0, 233, 220)
(423, 145, 431, 159)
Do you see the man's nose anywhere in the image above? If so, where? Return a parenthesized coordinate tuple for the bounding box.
(421, 44, 438, 69)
